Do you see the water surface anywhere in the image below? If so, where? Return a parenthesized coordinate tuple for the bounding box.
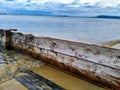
(0, 15, 120, 44)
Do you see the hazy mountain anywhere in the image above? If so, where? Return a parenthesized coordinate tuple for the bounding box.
(95, 15, 120, 19)
(0, 9, 54, 16)
(0, 9, 120, 19)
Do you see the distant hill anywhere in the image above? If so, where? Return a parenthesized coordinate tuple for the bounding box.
(95, 15, 120, 19)
(0, 9, 54, 16)
(0, 10, 120, 19)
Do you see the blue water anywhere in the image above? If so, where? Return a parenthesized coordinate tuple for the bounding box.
(0, 15, 120, 44)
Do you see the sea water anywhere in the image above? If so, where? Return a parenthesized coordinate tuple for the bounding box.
(0, 15, 120, 44)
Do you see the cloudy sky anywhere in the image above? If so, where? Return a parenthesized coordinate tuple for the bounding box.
(0, 0, 120, 16)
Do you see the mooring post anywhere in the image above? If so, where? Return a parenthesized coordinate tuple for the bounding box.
(6, 29, 17, 49)
(0, 29, 17, 49)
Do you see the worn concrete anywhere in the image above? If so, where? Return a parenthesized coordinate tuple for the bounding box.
(0, 30, 120, 89)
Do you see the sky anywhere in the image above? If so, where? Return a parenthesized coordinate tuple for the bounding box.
(0, 0, 120, 16)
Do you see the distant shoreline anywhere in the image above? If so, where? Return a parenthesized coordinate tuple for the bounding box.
(0, 14, 120, 20)
(93, 15, 120, 19)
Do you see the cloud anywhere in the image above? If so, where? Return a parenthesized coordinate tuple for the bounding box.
(0, 0, 120, 16)
(27, 0, 31, 3)
(78, 0, 120, 7)
(2, 0, 120, 8)
(5, 0, 15, 1)
(28, 0, 74, 4)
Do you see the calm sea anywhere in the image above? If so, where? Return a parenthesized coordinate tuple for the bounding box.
(0, 15, 120, 44)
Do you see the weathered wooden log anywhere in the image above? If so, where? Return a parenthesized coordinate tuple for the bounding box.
(0, 30, 120, 89)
